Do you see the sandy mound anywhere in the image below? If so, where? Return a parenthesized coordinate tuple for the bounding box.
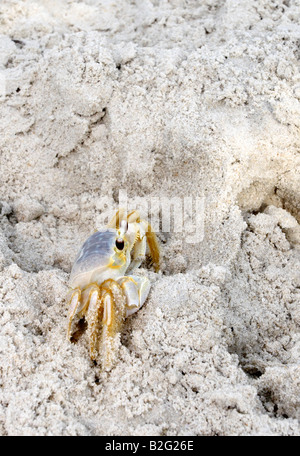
(0, 0, 299, 435)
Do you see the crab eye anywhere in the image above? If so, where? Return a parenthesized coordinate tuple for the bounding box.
(115, 238, 124, 250)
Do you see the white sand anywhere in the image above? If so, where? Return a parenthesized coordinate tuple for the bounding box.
(0, 0, 300, 435)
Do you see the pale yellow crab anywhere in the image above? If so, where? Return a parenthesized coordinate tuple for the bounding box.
(66, 209, 160, 369)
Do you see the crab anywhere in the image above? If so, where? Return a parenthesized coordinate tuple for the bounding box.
(66, 209, 160, 369)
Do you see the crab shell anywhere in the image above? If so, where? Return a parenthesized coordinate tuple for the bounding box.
(69, 229, 130, 290)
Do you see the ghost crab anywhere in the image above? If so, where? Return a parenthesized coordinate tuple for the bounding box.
(67, 209, 160, 369)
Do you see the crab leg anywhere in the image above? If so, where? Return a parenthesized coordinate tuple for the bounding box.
(127, 213, 160, 272)
(126, 234, 146, 274)
(145, 222, 160, 272)
(85, 279, 126, 367)
(67, 288, 81, 340)
(86, 288, 102, 361)
(101, 280, 127, 368)
(100, 292, 116, 368)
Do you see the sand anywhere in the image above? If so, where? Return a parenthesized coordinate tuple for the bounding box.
(0, 0, 300, 435)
